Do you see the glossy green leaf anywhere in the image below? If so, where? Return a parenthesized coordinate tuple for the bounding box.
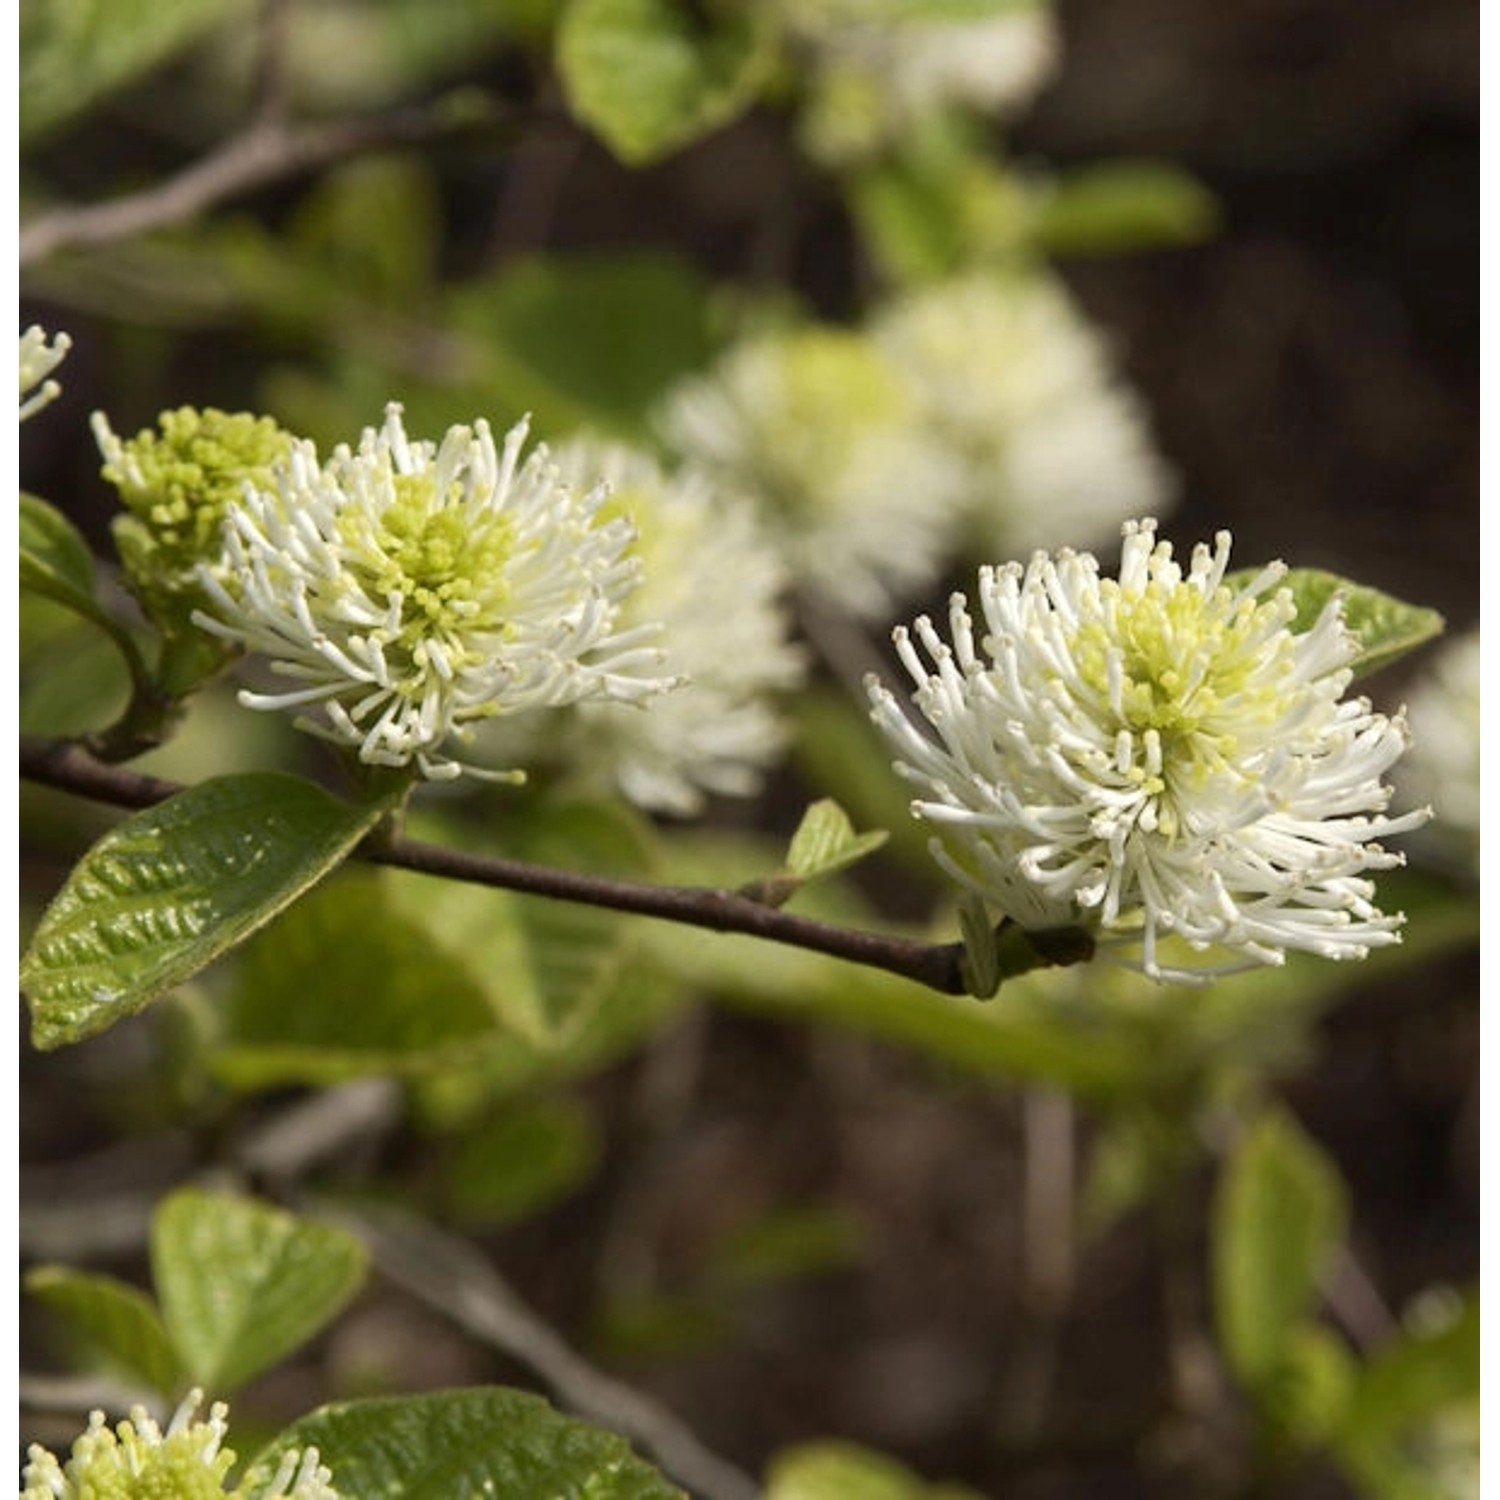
(766, 1440, 983, 1500)
(557, 0, 771, 165)
(439, 1099, 602, 1229)
(24, 1266, 183, 1395)
(20, 0, 255, 143)
(1030, 160, 1221, 257)
(1225, 568, 1444, 679)
(211, 870, 500, 1089)
(239, 1387, 683, 1498)
(152, 1188, 367, 1393)
(21, 774, 388, 1050)
(1212, 1110, 1348, 1388)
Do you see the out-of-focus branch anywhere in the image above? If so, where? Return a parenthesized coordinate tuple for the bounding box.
(322, 1204, 762, 1500)
(19, 96, 520, 267)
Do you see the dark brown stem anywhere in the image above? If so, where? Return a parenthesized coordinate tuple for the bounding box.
(18, 737, 1098, 997)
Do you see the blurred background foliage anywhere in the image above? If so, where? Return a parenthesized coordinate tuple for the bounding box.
(19, 1, 1477, 1496)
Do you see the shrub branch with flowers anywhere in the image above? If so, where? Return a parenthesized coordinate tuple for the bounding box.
(19, 3, 1476, 1498)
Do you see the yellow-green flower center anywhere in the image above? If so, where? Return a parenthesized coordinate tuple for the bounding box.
(1071, 579, 1294, 798)
(755, 331, 910, 514)
(104, 408, 293, 572)
(341, 473, 515, 667)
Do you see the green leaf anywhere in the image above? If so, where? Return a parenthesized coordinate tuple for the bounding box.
(287, 155, 442, 307)
(152, 1188, 367, 1393)
(1029, 160, 1221, 257)
(1257, 1325, 1357, 1453)
(742, 800, 888, 906)
(19, 493, 98, 608)
(239, 1387, 684, 1498)
(849, 127, 1028, 285)
(1212, 1109, 1348, 1389)
(24, 1266, 183, 1395)
(701, 1203, 866, 1293)
(791, 689, 934, 871)
(766, 1440, 983, 1500)
(1340, 1288, 1478, 1447)
(211, 870, 501, 1089)
(449, 252, 718, 439)
(20, 773, 388, 1050)
(439, 1099, 602, 1229)
(20, 0, 256, 143)
(557, 0, 772, 165)
(786, 800, 889, 882)
(1225, 568, 1445, 679)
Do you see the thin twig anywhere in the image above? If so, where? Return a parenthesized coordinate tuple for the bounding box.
(319, 1203, 762, 1500)
(19, 99, 518, 267)
(21, 736, 1098, 996)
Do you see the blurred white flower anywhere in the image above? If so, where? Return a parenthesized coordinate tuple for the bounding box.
(786, 0, 1058, 164)
(195, 404, 677, 782)
(867, 520, 1429, 981)
(512, 439, 807, 814)
(1396, 627, 1480, 878)
(21, 1389, 338, 1499)
(20, 324, 71, 422)
(873, 271, 1174, 556)
(660, 326, 967, 619)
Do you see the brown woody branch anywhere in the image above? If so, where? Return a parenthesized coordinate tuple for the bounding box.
(20, 736, 1073, 996)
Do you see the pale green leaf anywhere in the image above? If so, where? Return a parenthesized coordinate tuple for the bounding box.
(239, 1387, 683, 1498)
(211, 870, 500, 1090)
(1030, 160, 1221, 257)
(557, 0, 772, 165)
(1212, 1109, 1348, 1388)
(20, 774, 387, 1050)
(1225, 567, 1445, 679)
(766, 1440, 983, 1500)
(786, 800, 888, 882)
(152, 1188, 367, 1393)
(24, 1266, 183, 1396)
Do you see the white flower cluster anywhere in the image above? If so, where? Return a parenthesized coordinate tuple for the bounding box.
(783, 0, 1058, 164)
(873, 272, 1175, 555)
(867, 520, 1428, 981)
(487, 438, 805, 814)
(1397, 626, 1480, 879)
(195, 404, 677, 781)
(660, 325, 967, 619)
(20, 325, 71, 422)
(21, 1389, 338, 1499)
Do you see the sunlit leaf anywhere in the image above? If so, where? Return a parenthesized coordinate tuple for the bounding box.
(152, 1188, 367, 1393)
(557, 0, 772, 165)
(239, 1388, 683, 1498)
(21, 774, 387, 1049)
(1225, 568, 1445, 679)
